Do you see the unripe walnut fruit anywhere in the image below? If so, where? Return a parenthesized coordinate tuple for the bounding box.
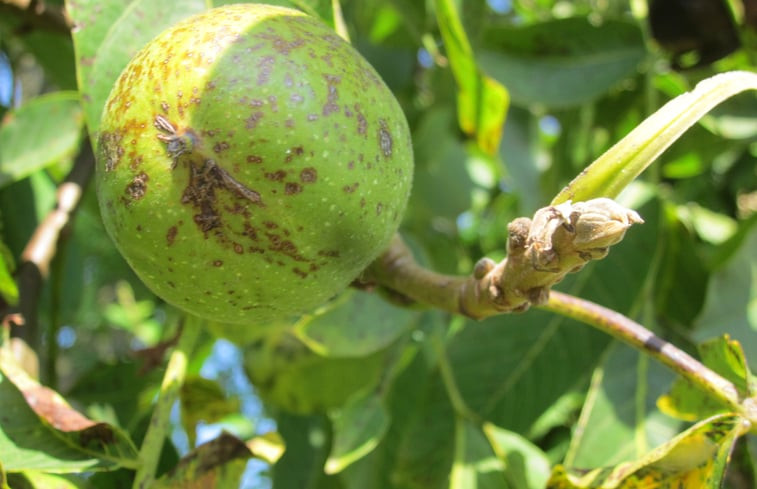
(96, 4, 413, 325)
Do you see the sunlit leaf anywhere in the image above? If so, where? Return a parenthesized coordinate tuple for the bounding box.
(0, 240, 17, 306)
(548, 413, 750, 488)
(552, 71, 757, 204)
(0, 92, 83, 188)
(7, 471, 84, 489)
(434, 0, 509, 155)
(247, 431, 285, 465)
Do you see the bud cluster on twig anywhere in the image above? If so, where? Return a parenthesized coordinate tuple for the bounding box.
(365, 198, 643, 319)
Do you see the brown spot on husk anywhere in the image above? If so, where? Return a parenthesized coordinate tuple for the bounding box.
(166, 226, 178, 246)
(300, 167, 317, 183)
(126, 172, 149, 200)
(285, 182, 302, 195)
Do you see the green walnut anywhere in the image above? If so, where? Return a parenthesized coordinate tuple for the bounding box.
(96, 4, 413, 325)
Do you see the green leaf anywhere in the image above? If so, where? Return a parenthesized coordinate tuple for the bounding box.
(450, 419, 508, 489)
(548, 413, 750, 488)
(693, 222, 757, 360)
(479, 18, 644, 109)
(293, 288, 419, 357)
(68, 0, 208, 138)
(325, 394, 389, 474)
(552, 71, 757, 204)
(0, 92, 83, 188)
(483, 423, 551, 489)
(447, 311, 608, 435)
(658, 335, 755, 421)
(19, 30, 77, 90)
(434, 0, 509, 155)
(565, 342, 680, 468)
(0, 349, 139, 473)
(180, 376, 241, 448)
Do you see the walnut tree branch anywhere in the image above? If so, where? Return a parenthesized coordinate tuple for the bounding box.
(364, 198, 754, 423)
(364, 198, 642, 317)
(8, 140, 94, 342)
(542, 291, 752, 419)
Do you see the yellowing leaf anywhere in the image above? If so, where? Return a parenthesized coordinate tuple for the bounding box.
(548, 413, 750, 488)
(658, 335, 754, 421)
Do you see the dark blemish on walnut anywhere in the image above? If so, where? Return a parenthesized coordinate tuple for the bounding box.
(300, 167, 317, 183)
(265, 170, 286, 181)
(247, 155, 263, 164)
(293, 267, 308, 278)
(181, 160, 263, 236)
(99, 131, 125, 172)
(356, 111, 367, 135)
(285, 182, 302, 195)
(246, 111, 264, 129)
(160, 101, 169, 113)
(233, 242, 243, 254)
(264, 221, 278, 229)
(285, 146, 304, 163)
(318, 249, 340, 258)
(378, 120, 393, 157)
(213, 260, 223, 267)
(322, 74, 341, 116)
(343, 183, 359, 193)
(266, 233, 306, 262)
(257, 56, 274, 85)
(126, 172, 149, 200)
(376, 203, 384, 216)
(129, 155, 143, 170)
(166, 226, 178, 246)
(213, 141, 230, 153)
(268, 95, 279, 112)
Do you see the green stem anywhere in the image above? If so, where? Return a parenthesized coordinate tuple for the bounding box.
(132, 316, 202, 489)
(542, 291, 744, 415)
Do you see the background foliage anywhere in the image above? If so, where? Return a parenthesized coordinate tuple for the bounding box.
(1, 0, 756, 488)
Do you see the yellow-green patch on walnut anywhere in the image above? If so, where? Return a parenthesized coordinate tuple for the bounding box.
(96, 4, 413, 324)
